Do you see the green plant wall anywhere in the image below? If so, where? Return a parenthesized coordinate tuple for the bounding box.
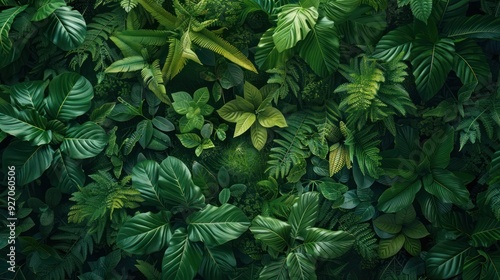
(1, 0, 500, 279)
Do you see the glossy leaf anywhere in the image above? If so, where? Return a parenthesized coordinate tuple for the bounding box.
(259, 257, 289, 280)
(471, 217, 500, 247)
(44, 6, 86, 50)
(378, 234, 405, 259)
(162, 228, 203, 280)
(0, 104, 52, 145)
(453, 39, 490, 86)
(423, 169, 470, 206)
(10, 80, 48, 111)
(372, 24, 413, 61)
(250, 122, 268, 151)
(402, 221, 430, 239)
(0, 5, 28, 55)
(132, 160, 167, 208)
(250, 215, 291, 252)
(302, 227, 354, 259)
(60, 122, 108, 159)
(426, 240, 472, 279)
(377, 180, 422, 213)
(48, 149, 85, 194)
(31, 0, 67, 21)
(199, 245, 236, 280)
(116, 211, 172, 255)
(422, 126, 454, 169)
(410, 0, 433, 23)
(286, 252, 316, 280)
(374, 214, 402, 234)
(443, 15, 500, 39)
(288, 192, 319, 239)
(255, 27, 291, 70)
(273, 5, 318, 52)
(258, 107, 287, 128)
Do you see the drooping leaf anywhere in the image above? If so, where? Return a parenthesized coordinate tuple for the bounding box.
(288, 192, 319, 239)
(302, 227, 354, 259)
(273, 4, 318, 52)
(44, 6, 86, 50)
(255, 27, 291, 70)
(453, 39, 491, 86)
(116, 211, 172, 255)
(443, 15, 500, 39)
(187, 204, 250, 246)
(199, 245, 236, 280)
(60, 122, 108, 159)
(259, 257, 289, 280)
(423, 169, 470, 206)
(0, 5, 28, 55)
(377, 180, 422, 213)
(372, 24, 413, 61)
(31, 0, 67, 21)
(105, 56, 147, 73)
(162, 228, 203, 280)
(286, 252, 317, 280)
(250, 215, 291, 252)
(426, 240, 472, 279)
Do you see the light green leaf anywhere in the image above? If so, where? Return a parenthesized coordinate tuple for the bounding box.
(234, 112, 256, 137)
(177, 133, 201, 148)
(218, 188, 230, 204)
(288, 192, 319, 239)
(251, 122, 267, 151)
(44, 6, 86, 50)
(217, 96, 254, 123)
(2, 141, 54, 186)
(105, 56, 147, 73)
(286, 252, 316, 280)
(179, 114, 204, 133)
(32, 0, 67, 21)
(187, 204, 250, 246)
(193, 87, 210, 106)
(377, 180, 422, 213)
(89, 102, 116, 124)
(250, 215, 291, 252)
(410, 0, 433, 23)
(423, 169, 470, 206)
(426, 240, 472, 279)
(378, 234, 405, 259)
(116, 211, 172, 255)
(46, 72, 94, 121)
(244, 81, 262, 109)
(320, 0, 360, 22)
(302, 227, 354, 259)
(0, 104, 52, 145)
(60, 122, 108, 159)
(319, 181, 348, 201)
(273, 5, 318, 52)
(162, 228, 203, 280)
(258, 107, 287, 128)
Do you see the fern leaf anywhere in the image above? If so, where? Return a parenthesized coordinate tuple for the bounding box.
(142, 59, 170, 104)
(114, 29, 170, 46)
(163, 38, 187, 81)
(345, 125, 382, 178)
(137, 0, 177, 29)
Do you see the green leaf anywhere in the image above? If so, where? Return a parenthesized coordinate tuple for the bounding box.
(258, 107, 287, 128)
(0, 5, 28, 55)
(372, 24, 413, 61)
(89, 102, 116, 124)
(255, 27, 292, 70)
(234, 112, 256, 137)
(132, 160, 167, 208)
(378, 234, 405, 259)
(158, 157, 205, 211)
(32, 0, 67, 21)
(193, 87, 210, 106)
(218, 188, 230, 204)
(411, 36, 455, 101)
(217, 96, 254, 123)
(250, 122, 268, 152)
(273, 5, 318, 52)
(471, 217, 500, 247)
(286, 252, 317, 280)
(302, 227, 354, 259)
(10, 80, 48, 111)
(259, 257, 289, 280)
(48, 149, 85, 193)
(395, 205, 416, 225)
(288, 192, 319, 239)
(199, 245, 236, 280)
(374, 214, 402, 234)
(377, 180, 422, 213)
(179, 115, 204, 133)
(410, 0, 433, 23)
(403, 237, 421, 256)
(426, 240, 472, 279)
(105, 56, 147, 73)
(117, 211, 172, 255)
(403, 221, 430, 239)
(320, 0, 360, 22)
(443, 15, 500, 39)
(44, 6, 86, 50)
(319, 181, 348, 201)
(46, 72, 94, 121)
(2, 141, 54, 186)
(298, 17, 339, 76)
(250, 215, 291, 252)
(422, 126, 454, 169)
(244, 81, 262, 109)
(423, 169, 470, 206)
(162, 228, 203, 280)
(453, 39, 490, 86)
(0, 104, 52, 145)
(187, 204, 250, 246)
(177, 133, 201, 148)
(60, 122, 108, 159)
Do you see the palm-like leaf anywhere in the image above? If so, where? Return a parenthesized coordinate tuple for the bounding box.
(302, 227, 354, 259)
(255, 27, 291, 70)
(272, 4, 318, 52)
(250, 215, 291, 252)
(105, 56, 147, 73)
(137, 0, 176, 29)
(288, 192, 319, 239)
(426, 240, 472, 279)
(286, 252, 316, 280)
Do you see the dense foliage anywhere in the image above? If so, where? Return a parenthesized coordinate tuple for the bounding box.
(1, 0, 500, 279)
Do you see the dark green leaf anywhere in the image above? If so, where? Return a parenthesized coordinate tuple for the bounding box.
(46, 72, 93, 121)
(44, 6, 86, 50)
(60, 122, 108, 159)
(302, 227, 354, 259)
(288, 192, 319, 239)
(0, 104, 52, 145)
(162, 228, 203, 280)
(378, 234, 405, 259)
(2, 142, 54, 185)
(426, 240, 472, 279)
(377, 180, 422, 213)
(286, 252, 316, 280)
(250, 215, 291, 252)
(423, 169, 470, 206)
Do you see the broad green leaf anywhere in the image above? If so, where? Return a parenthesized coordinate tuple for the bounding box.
(48, 149, 85, 194)
(302, 227, 354, 259)
(443, 15, 500, 39)
(319, 181, 348, 201)
(89, 102, 116, 124)
(10, 80, 48, 111)
(411, 36, 455, 101)
(218, 188, 230, 204)
(60, 122, 108, 159)
(377, 180, 422, 213)
(372, 24, 413, 61)
(471, 217, 500, 247)
(298, 17, 339, 77)
(378, 234, 405, 259)
(46, 72, 94, 121)
(320, 0, 360, 22)
(288, 192, 319, 239)
(426, 240, 472, 279)
(403, 221, 430, 239)
(162, 228, 203, 280)
(217, 96, 254, 123)
(234, 112, 256, 137)
(255, 27, 291, 70)
(187, 204, 250, 246)
(152, 116, 175, 132)
(132, 160, 167, 208)
(171, 92, 193, 115)
(2, 141, 54, 186)
(395, 205, 416, 225)
(117, 211, 172, 255)
(0, 104, 52, 145)
(286, 252, 316, 280)
(244, 82, 262, 109)
(250, 215, 291, 252)
(374, 214, 402, 234)
(138, 120, 153, 148)
(422, 126, 454, 169)
(177, 133, 201, 148)
(453, 39, 490, 86)
(259, 257, 289, 280)
(193, 87, 210, 106)
(179, 115, 204, 133)
(273, 5, 318, 52)
(423, 169, 470, 206)
(410, 0, 433, 23)
(44, 6, 86, 50)
(258, 107, 287, 128)
(354, 202, 376, 222)
(158, 156, 205, 211)
(31, 0, 67, 21)
(251, 122, 267, 151)
(105, 56, 147, 73)
(0, 5, 28, 55)
(417, 192, 452, 226)
(199, 245, 236, 280)
(403, 237, 421, 256)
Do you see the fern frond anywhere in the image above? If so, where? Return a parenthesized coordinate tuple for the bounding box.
(163, 38, 187, 81)
(266, 112, 315, 178)
(142, 59, 170, 103)
(121, 0, 139, 12)
(137, 0, 177, 29)
(338, 212, 378, 260)
(115, 29, 170, 46)
(345, 125, 382, 178)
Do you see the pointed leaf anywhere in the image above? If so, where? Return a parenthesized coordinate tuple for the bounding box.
(250, 215, 291, 252)
(403, 237, 421, 256)
(234, 112, 256, 137)
(374, 214, 402, 234)
(273, 5, 318, 52)
(48, 149, 85, 194)
(377, 180, 422, 213)
(31, 0, 67, 21)
(424, 169, 470, 206)
(0, 104, 52, 145)
(372, 24, 413, 61)
(105, 56, 147, 73)
(60, 122, 108, 159)
(162, 228, 203, 280)
(199, 245, 236, 280)
(217, 96, 254, 123)
(471, 217, 500, 247)
(422, 126, 454, 169)
(258, 107, 287, 128)
(410, 0, 433, 23)
(10, 80, 48, 111)
(244, 82, 262, 109)
(259, 257, 289, 280)
(403, 221, 430, 239)
(251, 122, 268, 151)
(288, 192, 319, 239)
(302, 227, 354, 259)
(44, 6, 86, 50)
(443, 15, 500, 39)
(286, 252, 316, 280)
(132, 160, 167, 208)
(0, 5, 28, 55)
(378, 234, 405, 259)
(426, 240, 472, 279)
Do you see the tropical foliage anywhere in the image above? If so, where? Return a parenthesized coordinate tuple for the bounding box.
(1, 0, 500, 279)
